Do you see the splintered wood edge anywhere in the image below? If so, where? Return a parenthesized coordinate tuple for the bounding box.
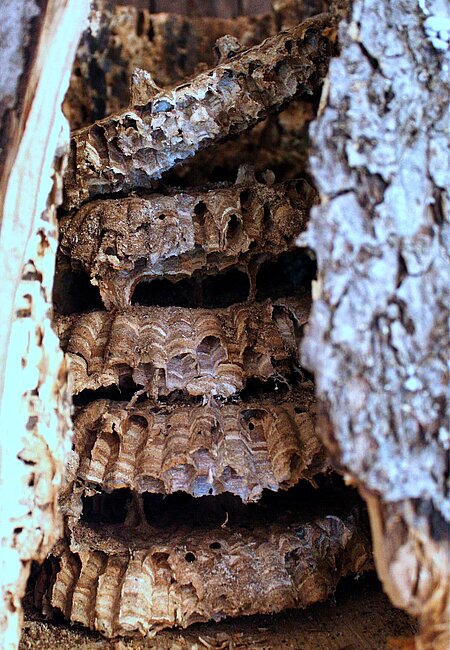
(61, 385, 328, 506)
(63, 13, 337, 209)
(36, 508, 372, 637)
(59, 179, 316, 309)
(0, 2, 89, 647)
(56, 297, 311, 398)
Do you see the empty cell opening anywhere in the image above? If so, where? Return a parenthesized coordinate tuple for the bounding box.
(131, 267, 250, 308)
(203, 269, 249, 308)
(81, 488, 132, 525)
(53, 266, 104, 315)
(132, 276, 197, 308)
(72, 378, 147, 406)
(225, 213, 242, 243)
(193, 200, 209, 223)
(255, 249, 316, 301)
(78, 474, 365, 533)
(130, 250, 315, 310)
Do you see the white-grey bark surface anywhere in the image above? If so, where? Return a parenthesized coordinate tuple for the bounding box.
(302, 0, 449, 646)
(304, 0, 449, 529)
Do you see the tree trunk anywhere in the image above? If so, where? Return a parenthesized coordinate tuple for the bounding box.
(302, 1, 449, 648)
(0, 0, 448, 648)
(0, 2, 89, 648)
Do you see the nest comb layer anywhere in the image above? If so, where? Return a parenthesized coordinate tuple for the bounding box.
(36, 496, 372, 637)
(63, 13, 336, 209)
(65, 4, 320, 184)
(56, 297, 310, 398)
(59, 179, 316, 309)
(60, 383, 326, 505)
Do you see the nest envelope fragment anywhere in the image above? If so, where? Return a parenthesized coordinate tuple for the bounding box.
(63, 13, 336, 209)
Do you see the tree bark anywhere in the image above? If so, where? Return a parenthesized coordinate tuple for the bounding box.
(0, 2, 89, 648)
(302, 1, 449, 647)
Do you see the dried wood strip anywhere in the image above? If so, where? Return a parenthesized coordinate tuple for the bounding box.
(56, 298, 310, 397)
(63, 13, 336, 209)
(39, 508, 372, 637)
(63, 385, 326, 503)
(59, 178, 316, 309)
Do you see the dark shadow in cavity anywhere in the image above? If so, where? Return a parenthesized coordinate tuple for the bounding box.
(80, 474, 366, 532)
(81, 488, 132, 525)
(131, 267, 250, 308)
(255, 250, 316, 301)
(53, 265, 104, 315)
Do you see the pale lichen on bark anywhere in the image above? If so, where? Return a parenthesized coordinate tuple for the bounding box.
(302, 0, 449, 646)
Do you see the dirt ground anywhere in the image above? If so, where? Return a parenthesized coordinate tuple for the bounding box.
(21, 573, 417, 650)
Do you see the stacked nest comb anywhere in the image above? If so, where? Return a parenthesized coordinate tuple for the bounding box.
(35, 2, 372, 638)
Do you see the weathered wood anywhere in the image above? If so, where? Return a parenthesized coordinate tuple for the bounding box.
(302, 1, 449, 647)
(0, 2, 89, 648)
(63, 12, 337, 210)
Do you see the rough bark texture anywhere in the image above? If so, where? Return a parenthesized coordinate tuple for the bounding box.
(0, 3, 89, 649)
(302, 1, 449, 647)
(35, 497, 371, 637)
(63, 12, 337, 210)
(58, 177, 316, 309)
